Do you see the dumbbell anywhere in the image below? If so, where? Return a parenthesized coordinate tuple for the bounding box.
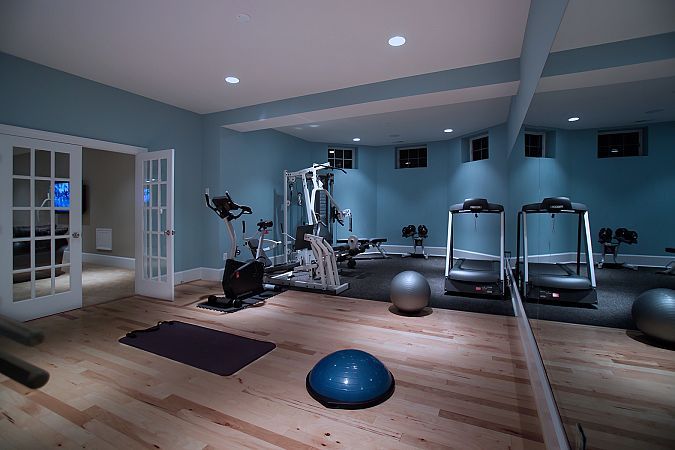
(402, 224, 416, 238)
(598, 227, 613, 244)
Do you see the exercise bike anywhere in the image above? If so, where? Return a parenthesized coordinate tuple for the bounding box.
(204, 190, 267, 309)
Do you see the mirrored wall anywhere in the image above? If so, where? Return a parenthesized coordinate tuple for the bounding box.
(518, 7, 675, 449)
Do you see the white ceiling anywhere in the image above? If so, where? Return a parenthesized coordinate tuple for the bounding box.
(276, 96, 512, 146)
(552, 0, 675, 51)
(525, 75, 675, 130)
(230, 81, 519, 132)
(0, 0, 530, 114)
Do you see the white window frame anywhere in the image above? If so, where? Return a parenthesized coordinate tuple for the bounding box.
(327, 147, 355, 169)
(469, 134, 489, 162)
(597, 129, 644, 157)
(524, 131, 546, 158)
(396, 145, 428, 169)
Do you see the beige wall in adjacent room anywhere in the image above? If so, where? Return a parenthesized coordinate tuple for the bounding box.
(82, 148, 134, 258)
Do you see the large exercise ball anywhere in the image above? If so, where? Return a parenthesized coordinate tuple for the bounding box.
(306, 349, 395, 409)
(632, 288, 675, 343)
(390, 270, 431, 313)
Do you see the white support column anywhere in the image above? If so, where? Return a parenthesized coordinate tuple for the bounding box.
(283, 171, 289, 264)
(583, 211, 597, 288)
(523, 212, 529, 284)
(499, 211, 505, 283)
(445, 211, 453, 277)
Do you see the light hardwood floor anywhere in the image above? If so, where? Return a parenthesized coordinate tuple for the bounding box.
(532, 320, 675, 450)
(0, 280, 543, 449)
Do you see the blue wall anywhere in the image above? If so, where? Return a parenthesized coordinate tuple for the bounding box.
(4, 52, 672, 272)
(201, 116, 314, 268)
(307, 144, 379, 241)
(301, 125, 510, 256)
(0, 53, 204, 271)
(508, 122, 675, 257)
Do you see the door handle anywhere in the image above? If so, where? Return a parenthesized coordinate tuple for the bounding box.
(71, 232, 80, 238)
(164, 230, 175, 236)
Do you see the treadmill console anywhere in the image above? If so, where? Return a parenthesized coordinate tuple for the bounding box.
(463, 198, 489, 211)
(541, 197, 572, 212)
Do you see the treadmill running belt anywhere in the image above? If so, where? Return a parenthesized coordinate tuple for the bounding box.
(449, 259, 501, 283)
(527, 263, 592, 290)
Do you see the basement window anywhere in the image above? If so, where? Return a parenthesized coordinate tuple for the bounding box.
(328, 147, 354, 169)
(396, 146, 427, 168)
(597, 129, 645, 158)
(470, 135, 489, 161)
(524, 132, 545, 158)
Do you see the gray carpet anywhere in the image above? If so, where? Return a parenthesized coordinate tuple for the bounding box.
(339, 256, 514, 317)
(338, 256, 675, 329)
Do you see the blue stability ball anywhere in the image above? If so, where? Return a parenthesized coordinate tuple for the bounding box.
(632, 288, 675, 343)
(306, 349, 395, 409)
(390, 270, 431, 313)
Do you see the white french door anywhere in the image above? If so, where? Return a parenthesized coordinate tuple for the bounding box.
(0, 135, 82, 321)
(135, 149, 174, 300)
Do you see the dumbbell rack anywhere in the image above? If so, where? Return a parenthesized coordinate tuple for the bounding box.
(597, 227, 638, 270)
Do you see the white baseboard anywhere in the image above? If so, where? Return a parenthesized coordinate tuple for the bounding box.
(380, 244, 448, 257)
(381, 245, 500, 260)
(511, 252, 672, 268)
(200, 267, 224, 282)
(174, 268, 202, 285)
(380, 245, 673, 268)
(63, 251, 135, 270)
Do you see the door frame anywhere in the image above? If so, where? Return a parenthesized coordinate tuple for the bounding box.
(0, 124, 155, 307)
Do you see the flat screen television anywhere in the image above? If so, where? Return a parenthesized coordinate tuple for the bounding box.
(53, 182, 87, 213)
(54, 181, 70, 209)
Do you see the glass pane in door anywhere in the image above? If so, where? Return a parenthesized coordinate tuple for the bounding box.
(13, 178, 30, 207)
(11, 146, 73, 302)
(35, 268, 53, 298)
(34, 150, 51, 177)
(55, 152, 70, 178)
(13, 147, 31, 176)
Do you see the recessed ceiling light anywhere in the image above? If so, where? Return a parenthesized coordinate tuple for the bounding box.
(225, 76, 240, 84)
(444, 128, 453, 133)
(236, 13, 251, 23)
(388, 36, 406, 47)
(352, 138, 361, 142)
(567, 116, 580, 122)
(308, 124, 319, 128)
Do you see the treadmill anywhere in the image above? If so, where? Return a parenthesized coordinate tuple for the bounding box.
(445, 199, 505, 297)
(516, 197, 597, 304)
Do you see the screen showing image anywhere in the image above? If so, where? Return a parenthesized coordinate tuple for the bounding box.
(54, 181, 70, 209)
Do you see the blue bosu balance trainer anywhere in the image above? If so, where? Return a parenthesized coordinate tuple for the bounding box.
(306, 349, 395, 409)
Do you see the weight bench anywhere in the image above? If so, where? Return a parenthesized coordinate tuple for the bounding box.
(336, 237, 389, 260)
(660, 247, 675, 275)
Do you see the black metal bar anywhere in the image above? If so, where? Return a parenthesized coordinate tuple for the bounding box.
(0, 350, 50, 389)
(576, 213, 582, 275)
(516, 211, 522, 292)
(0, 316, 44, 347)
(449, 214, 454, 269)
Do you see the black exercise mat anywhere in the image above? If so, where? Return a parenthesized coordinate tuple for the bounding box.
(196, 290, 281, 313)
(119, 321, 275, 376)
